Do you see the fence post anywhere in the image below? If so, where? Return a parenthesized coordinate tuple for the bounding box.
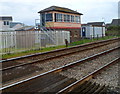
(90, 35, 92, 41)
(97, 34, 99, 40)
(65, 39, 68, 47)
(102, 34, 104, 38)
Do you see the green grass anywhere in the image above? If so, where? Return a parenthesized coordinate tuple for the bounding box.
(1, 36, 119, 59)
(1, 45, 66, 59)
(69, 36, 118, 46)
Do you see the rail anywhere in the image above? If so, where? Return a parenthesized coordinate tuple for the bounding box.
(1, 38, 119, 63)
(1, 38, 119, 71)
(57, 57, 120, 93)
(1, 46, 119, 91)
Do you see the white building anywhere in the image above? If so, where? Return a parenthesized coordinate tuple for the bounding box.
(0, 16, 13, 31)
(81, 22, 105, 38)
(0, 16, 24, 31)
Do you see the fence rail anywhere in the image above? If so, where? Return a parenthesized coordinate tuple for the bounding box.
(0, 30, 70, 55)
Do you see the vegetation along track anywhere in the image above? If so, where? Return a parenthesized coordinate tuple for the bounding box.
(1, 38, 120, 84)
(1, 46, 120, 93)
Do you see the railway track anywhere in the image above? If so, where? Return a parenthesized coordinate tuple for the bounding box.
(57, 57, 120, 94)
(1, 38, 120, 84)
(1, 46, 119, 93)
(1, 38, 119, 70)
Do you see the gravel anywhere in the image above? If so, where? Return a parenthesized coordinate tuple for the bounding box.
(92, 62, 120, 93)
(3, 41, 119, 85)
(35, 41, 119, 73)
(59, 49, 119, 79)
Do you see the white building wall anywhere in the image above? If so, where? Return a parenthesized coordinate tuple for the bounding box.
(94, 27, 102, 37)
(89, 26, 93, 38)
(94, 27, 105, 37)
(81, 26, 105, 38)
(0, 20, 12, 31)
(86, 26, 90, 38)
(0, 21, 2, 31)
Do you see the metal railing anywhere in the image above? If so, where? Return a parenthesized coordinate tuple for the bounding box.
(0, 30, 70, 55)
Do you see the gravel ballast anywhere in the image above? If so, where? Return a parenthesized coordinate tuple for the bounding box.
(3, 41, 119, 85)
(35, 42, 119, 73)
(59, 49, 119, 79)
(92, 62, 120, 93)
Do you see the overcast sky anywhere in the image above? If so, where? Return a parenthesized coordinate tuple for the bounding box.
(0, 0, 119, 25)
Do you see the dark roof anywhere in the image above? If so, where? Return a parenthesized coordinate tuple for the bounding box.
(87, 22, 105, 26)
(111, 19, 120, 26)
(0, 16, 12, 21)
(10, 22, 23, 28)
(38, 6, 83, 15)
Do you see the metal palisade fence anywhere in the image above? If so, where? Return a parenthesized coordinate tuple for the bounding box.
(0, 30, 70, 55)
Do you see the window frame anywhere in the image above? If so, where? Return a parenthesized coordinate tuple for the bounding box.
(56, 13, 63, 22)
(3, 21, 9, 25)
(75, 16, 80, 23)
(71, 15, 74, 22)
(45, 13, 53, 22)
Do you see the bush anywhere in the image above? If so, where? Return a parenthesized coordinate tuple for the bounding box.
(107, 26, 120, 31)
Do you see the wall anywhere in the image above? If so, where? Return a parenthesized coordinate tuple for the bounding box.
(81, 26, 105, 38)
(0, 20, 12, 31)
(46, 22, 81, 28)
(0, 21, 2, 31)
(54, 28, 81, 42)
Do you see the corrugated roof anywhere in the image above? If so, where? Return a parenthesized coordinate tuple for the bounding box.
(38, 6, 83, 15)
(0, 16, 12, 21)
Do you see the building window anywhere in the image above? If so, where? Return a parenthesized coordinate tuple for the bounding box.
(71, 15, 74, 22)
(64, 14, 70, 22)
(45, 13, 53, 22)
(4, 21, 6, 25)
(75, 16, 80, 23)
(7, 21, 9, 25)
(67, 15, 70, 22)
(64, 14, 67, 22)
(55, 13, 63, 22)
(4, 21, 9, 25)
(54, 13, 80, 23)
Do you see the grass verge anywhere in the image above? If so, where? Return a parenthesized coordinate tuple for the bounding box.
(2, 36, 119, 59)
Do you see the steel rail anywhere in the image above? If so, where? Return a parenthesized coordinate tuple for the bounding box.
(0, 40, 115, 71)
(0, 46, 119, 91)
(57, 57, 120, 94)
(1, 38, 119, 63)
(1, 38, 119, 71)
